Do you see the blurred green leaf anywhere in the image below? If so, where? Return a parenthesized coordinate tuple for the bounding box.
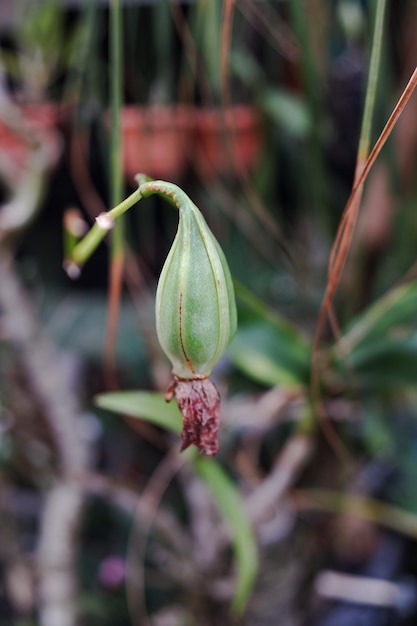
(230, 282, 311, 387)
(19, 0, 66, 72)
(94, 390, 257, 612)
(348, 337, 417, 388)
(94, 391, 182, 433)
(360, 408, 393, 457)
(343, 280, 417, 349)
(228, 322, 310, 387)
(339, 281, 417, 389)
(194, 457, 258, 613)
(230, 50, 265, 91)
(260, 89, 311, 137)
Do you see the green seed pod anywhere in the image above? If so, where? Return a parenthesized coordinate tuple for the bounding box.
(140, 180, 237, 379)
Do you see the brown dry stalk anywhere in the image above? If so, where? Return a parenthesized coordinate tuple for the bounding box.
(320, 66, 417, 346)
(311, 67, 417, 458)
(104, 253, 125, 390)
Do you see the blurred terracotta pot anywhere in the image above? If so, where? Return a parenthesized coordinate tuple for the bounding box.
(120, 105, 192, 183)
(22, 102, 62, 127)
(193, 105, 263, 181)
(0, 102, 62, 171)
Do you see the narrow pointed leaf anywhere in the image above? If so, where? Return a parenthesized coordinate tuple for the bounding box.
(228, 322, 311, 387)
(94, 390, 182, 433)
(194, 457, 258, 613)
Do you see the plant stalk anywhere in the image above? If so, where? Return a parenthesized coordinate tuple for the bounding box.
(69, 186, 143, 269)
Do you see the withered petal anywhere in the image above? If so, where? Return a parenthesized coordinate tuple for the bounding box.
(167, 377, 221, 456)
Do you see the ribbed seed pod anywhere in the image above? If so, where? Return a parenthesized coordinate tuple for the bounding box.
(141, 180, 237, 379)
(139, 180, 237, 454)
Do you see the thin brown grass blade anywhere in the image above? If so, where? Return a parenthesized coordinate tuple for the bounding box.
(311, 67, 417, 461)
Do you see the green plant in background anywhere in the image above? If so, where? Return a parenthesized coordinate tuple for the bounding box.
(4, 0, 417, 625)
(0, 0, 87, 104)
(64, 0, 417, 619)
(7, 0, 66, 101)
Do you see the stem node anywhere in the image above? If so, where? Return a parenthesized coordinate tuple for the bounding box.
(95, 213, 115, 231)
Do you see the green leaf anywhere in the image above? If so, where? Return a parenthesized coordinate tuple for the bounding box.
(344, 280, 417, 349)
(260, 89, 311, 137)
(229, 282, 311, 388)
(193, 457, 258, 613)
(348, 337, 417, 388)
(94, 391, 182, 433)
(229, 322, 310, 387)
(340, 281, 417, 389)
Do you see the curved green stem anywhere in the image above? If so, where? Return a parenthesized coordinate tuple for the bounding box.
(66, 178, 216, 275)
(68, 185, 143, 270)
(65, 178, 190, 273)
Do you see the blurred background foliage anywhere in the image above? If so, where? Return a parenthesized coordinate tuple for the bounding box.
(2, 1, 417, 625)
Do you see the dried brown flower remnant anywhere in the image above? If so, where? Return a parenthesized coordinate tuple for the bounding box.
(166, 377, 221, 455)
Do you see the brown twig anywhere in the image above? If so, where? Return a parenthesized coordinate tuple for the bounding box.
(314, 66, 417, 355)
